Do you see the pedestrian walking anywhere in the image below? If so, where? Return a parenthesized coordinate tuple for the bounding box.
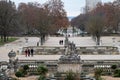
(61, 40, 63, 45)
(28, 48, 30, 57)
(37, 42, 39, 46)
(59, 40, 61, 45)
(30, 48, 34, 57)
(25, 49, 28, 57)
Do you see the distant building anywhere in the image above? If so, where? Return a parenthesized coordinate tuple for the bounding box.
(113, 0, 120, 7)
(85, 0, 102, 12)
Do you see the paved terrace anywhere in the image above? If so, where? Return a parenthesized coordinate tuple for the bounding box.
(16, 55, 120, 61)
(0, 37, 39, 62)
(0, 36, 120, 62)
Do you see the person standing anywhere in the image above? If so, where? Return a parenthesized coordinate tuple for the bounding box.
(28, 48, 30, 57)
(25, 49, 28, 57)
(31, 48, 34, 57)
(37, 42, 39, 46)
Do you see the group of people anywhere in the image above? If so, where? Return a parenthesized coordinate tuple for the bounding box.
(24, 48, 34, 57)
(59, 40, 63, 45)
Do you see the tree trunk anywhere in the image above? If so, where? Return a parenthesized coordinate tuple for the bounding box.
(40, 36, 43, 45)
(40, 34, 46, 45)
(4, 34, 7, 42)
(96, 36, 100, 45)
(1, 35, 3, 42)
(40, 35, 44, 45)
(7, 36, 9, 41)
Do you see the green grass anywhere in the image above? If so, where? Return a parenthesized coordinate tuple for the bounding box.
(0, 37, 18, 46)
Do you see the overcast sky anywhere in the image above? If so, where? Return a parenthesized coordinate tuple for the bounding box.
(11, 0, 114, 17)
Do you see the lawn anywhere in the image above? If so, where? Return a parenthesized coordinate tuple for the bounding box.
(0, 37, 18, 45)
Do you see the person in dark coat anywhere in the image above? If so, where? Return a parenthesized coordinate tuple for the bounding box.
(28, 48, 30, 57)
(37, 42, 39, 46)
(25, 49, 28, 57)
(61, 40, 63, 45)
(30, 48, 34, 57)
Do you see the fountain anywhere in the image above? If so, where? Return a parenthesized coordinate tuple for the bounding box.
(58, 36, 82, 73)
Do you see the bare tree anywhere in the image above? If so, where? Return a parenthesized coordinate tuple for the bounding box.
(87, 15, 105, 45)
(0, 0, 17, 42)
(45, 0, 69, 34)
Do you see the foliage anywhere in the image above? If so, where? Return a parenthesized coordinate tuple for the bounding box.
(37, 65, 48, 75)
(0, 37, 18, 45)
(17, 0, 69, 45)
(0, 0, 18, 42)
(111, 64, 117, 70)
(0, 0, 69, 40)
(37, 65, 48, 80)
(94, 69, 103, 80)
(23, 65, 29, 71)
(15, 65, 29, 77)
(12, 78, 18, 80)
(71, 1, 120, 34)
(15, 71, 24, 77)
(71, 14, 88, 31)
(114, 69, 120, 77)
(86, 14, 105, 45)
(38, 75, 46, 80)
(18, 0, 69, 35)
(64, 70, 76, 80)
(21, 65, 29, 75)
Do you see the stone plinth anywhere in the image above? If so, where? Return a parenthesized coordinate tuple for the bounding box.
(58, 63, 81, 73)
(58, 54, 82, 73)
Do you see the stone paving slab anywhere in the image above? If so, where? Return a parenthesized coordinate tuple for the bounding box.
(102, 76, 120, 80)
(0, 37, 40, 62)
(44, 36, 120, 47)
(16, 55, 120, 61)
(0, 36, 120, 62)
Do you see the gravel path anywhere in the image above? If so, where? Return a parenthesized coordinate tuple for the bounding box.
(102, 76, 120, 80)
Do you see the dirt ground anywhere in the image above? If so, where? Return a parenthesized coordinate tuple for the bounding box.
(12, 75, 120, 80)
(102, 76, 120, 80)
(12, 76, 38, 80)
(18, 76, 120, 80)
(18, 76, 38, 80)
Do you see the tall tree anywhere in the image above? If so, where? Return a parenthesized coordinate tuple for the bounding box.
(45, 0, 69, 34)
(86, 14, 105, 45)
(18, 2, 40, 35)
(18, 1, 69, 45)
(87, 3, 105, 45)
(0, 0, 17, 42)
(95, 2, 120, 33)
(37, 0, 69, 44)
(71, 14, 88, 31)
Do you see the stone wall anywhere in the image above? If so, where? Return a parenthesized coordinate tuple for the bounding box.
(22, 46, 119, 55)
(58, 63, 82, 73)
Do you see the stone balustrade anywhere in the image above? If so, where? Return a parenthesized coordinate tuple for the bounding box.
(21, 46, 119, 55)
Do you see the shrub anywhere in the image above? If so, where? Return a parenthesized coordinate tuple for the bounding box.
(23, 65, 29, 71)
(38, 75, 46, 80)
(114, 69, 120, 77)
(37, 65, 48, 75)
(64, 71, 76, 80)
(111, 65, 117, 70)
(15, 71, 24, 77)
